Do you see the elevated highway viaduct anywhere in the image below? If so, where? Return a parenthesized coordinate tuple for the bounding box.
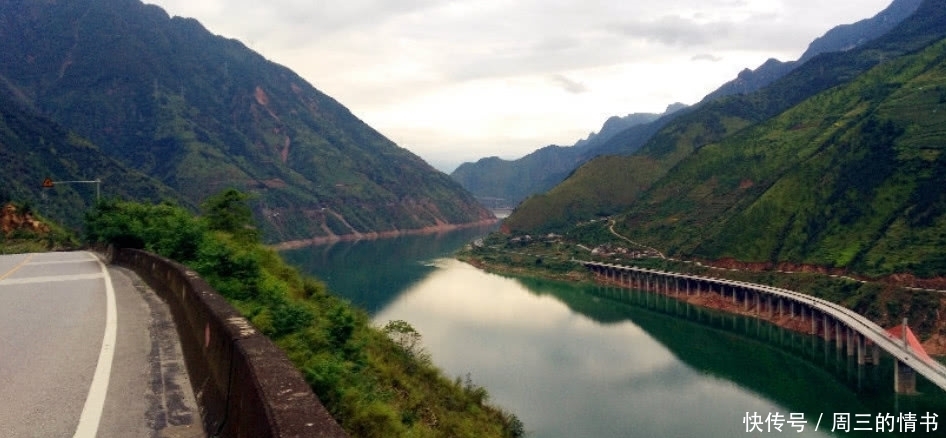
(580, 260, 946, 395)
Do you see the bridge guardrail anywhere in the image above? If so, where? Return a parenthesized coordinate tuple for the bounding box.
(580, 260, 946, 392)
(113, 248, 347, 438)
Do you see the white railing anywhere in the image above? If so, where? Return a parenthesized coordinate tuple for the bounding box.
(579, 260, 946, 391)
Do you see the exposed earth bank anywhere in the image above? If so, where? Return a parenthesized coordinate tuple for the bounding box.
(272, 218, 499, 250)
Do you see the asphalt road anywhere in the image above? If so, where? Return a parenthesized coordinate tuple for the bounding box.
(0, 251, 203, 438)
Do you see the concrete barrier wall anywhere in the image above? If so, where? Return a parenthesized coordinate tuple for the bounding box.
(113, 248, 347, 438)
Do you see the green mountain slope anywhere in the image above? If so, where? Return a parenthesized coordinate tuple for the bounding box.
(616, 37, 946, 277)
(0, 0, 492, 243)
(0, 90, 183, 230)
(504, 0, 946, 236)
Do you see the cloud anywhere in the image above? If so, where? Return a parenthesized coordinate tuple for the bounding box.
(691, 53, 723, 62)
(146, 0, 896, 167)
(550, 74, 589, 94)
(613, 15, 733, 47)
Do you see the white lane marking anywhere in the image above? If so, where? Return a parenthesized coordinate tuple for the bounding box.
(73, 253, 118, 438)
(0, 273, 104, 286)
(26, 260, 99, 266)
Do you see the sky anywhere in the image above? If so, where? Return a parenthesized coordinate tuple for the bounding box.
(145, 0, 894, 172)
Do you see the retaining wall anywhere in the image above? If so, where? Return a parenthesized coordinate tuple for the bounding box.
(112, 247, 347, 438)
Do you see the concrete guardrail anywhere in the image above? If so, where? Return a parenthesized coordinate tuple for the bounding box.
(111, 247, 348, 438)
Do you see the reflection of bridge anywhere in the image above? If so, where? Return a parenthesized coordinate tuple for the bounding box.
(579, 261, 946, 394)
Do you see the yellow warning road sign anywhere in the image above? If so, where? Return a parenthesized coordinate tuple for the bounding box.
(42, 177, 54, 188)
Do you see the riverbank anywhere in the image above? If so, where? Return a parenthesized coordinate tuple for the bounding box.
(459, 233, 946, 358)
(272, 218, 499, 250)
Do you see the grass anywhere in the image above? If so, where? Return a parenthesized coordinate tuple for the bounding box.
(84, 193, 524, 438)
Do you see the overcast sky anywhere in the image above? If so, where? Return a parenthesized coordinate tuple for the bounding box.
(146, 0, 893, 172)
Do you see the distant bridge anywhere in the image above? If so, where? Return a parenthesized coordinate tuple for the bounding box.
(578, 260, 946, 394)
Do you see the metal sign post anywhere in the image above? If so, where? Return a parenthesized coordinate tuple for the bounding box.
(41, 178, 101, 201)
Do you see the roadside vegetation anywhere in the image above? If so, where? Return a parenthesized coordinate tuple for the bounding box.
(84, 189, 524, 438)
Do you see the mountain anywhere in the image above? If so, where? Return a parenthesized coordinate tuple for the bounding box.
(702, 0, 923, 101)
(504, 0, 946, 277)
(0, 0, 492, 244)
(615, 37, 946, 277)
(0, 89, 182, 230)
(452, 0, 919, 210)
(450, 104, 685, 207)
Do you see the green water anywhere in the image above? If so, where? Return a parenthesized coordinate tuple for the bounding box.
(281, 228, 945, 438)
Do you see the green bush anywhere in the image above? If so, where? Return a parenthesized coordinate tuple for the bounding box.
(84, 192, 523, 437)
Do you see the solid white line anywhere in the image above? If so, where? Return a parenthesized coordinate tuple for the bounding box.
(26, 259, 98, 266)
(0, 273, 104, 286)
(73, 253, 118, 438)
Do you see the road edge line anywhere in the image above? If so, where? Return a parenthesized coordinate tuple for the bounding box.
(73, 252, 118, 438)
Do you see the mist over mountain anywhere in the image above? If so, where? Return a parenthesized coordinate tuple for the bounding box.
(0, 0, 492, 243)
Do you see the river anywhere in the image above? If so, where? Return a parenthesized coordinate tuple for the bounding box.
(281, 227, 945, 438)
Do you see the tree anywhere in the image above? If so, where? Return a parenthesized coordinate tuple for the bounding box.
(382, 320, 430, 364)
(201, 188, 257, 241)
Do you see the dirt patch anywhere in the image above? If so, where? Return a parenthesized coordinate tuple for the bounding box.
(1, 203, 50, 236)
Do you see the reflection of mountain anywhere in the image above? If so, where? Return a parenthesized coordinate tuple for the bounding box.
(281, 226, 496, 313)
(515, 277, 946, 418)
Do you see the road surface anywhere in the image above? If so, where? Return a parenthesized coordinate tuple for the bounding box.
(0, 251, 202, 437)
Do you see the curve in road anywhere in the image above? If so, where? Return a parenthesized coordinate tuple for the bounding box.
(0, 251, 202, 437)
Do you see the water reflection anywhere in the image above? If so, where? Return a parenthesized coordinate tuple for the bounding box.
(283, 231, 944, 438)
(280, 225, 495, 313)
(376, 260, 833, 438)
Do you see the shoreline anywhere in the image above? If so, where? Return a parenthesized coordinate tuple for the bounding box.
(271, 218, 499, 250)
(462, 255, 946, 357)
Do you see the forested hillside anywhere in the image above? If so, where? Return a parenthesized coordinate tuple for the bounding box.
(0, 90, 181, 230)
(0, 0, 492, 243)
(505, 1, 946, 276)
(504, 0, 946, 248)
(616, 37, 946, 277)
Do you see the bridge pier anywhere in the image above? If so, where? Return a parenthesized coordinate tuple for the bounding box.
(833, 319, 840, 345)
(847, 328, 855, 357)
(895, 360, 917, 394)
(807, 308, 814, 334)
(857, 334, 866, 365)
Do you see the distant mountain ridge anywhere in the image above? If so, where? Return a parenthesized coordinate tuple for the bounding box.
(451, 103, 686, 207)
(452, 0, 921, 209)
(703, 0, 923, 101)
(0, 0, 492, 243)
(503, 0, 946, 277)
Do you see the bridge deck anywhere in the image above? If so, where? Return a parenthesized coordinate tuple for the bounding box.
(579, 260, 946, 392)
